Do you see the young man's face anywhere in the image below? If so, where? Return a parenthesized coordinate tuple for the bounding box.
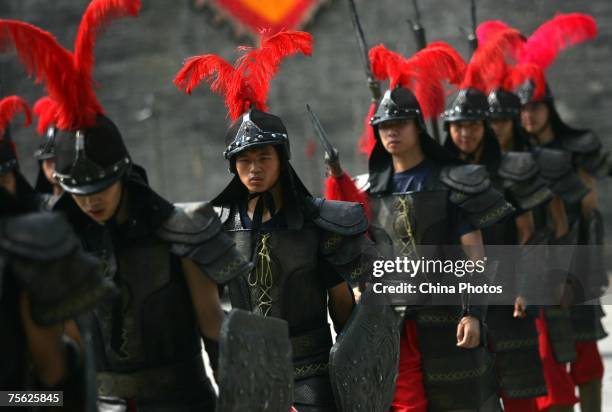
(490, 119, 513, 148)
(521, 102, 549, 135)
(449, 120, 485, 155)
(72, 181, 123, 224)
(42, 159, 59, 186)
(0, 171, 16, 196)
(378, 119, 419, 156)
(235, 145, 281, 193)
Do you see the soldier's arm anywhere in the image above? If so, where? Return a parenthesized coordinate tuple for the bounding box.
(514, 211, 535, 245)
(578, 168, 598, 217)
(182, 257, 224, 341)
(182, 257, 225, 375)
(457, 230, 483, 349)
(328, 282, 355, 332)
(547, 195, 569, 239)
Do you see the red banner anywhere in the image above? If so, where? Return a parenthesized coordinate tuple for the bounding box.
(202, 0, 326, 37)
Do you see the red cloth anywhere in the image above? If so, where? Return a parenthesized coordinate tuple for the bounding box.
(390, 319, 428, 412)
(324, 173, 371, 221)
(570, 340, 604, 385)
(535, 309, 579, 411)
(501, 395, 539, 412)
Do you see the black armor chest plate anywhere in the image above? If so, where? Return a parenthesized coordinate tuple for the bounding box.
(223, 210, 328, 337)
(81, 227, 200, 372)
(368, 190, 450, 259)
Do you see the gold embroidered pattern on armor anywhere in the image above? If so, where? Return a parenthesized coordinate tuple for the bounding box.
(248, 233, 274, 316)
(520, 189, 551, 210)
(349, 262, 366, 281)
(395, 197, 419, 260)
(416, 313, 459, 325)
(217, 259, 243, 278)
(425, 361, 490, 383)
(294, 361, 328, 379)
(323, 233, 342, 252)
(494, 337, 539, 351)
(475, 203, 513, 227)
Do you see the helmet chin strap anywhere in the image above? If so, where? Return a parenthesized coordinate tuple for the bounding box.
(248, 178, 280, 231)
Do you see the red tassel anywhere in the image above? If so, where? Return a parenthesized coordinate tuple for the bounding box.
(324, 173, 371, 221)
(0, 95, 31, 137)
(358, 101, 377, 156)
(174, 30, 313, 121)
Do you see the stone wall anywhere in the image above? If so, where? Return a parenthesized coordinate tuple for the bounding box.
(2, 0, 610, 218)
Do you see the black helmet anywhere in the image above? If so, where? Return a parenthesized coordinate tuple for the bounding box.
(487, 88, 521, 119)
(34, 126, 57, 160)
(443, 88, 489, 123)
(370, 87, 425, 129)
(53, 115, 131, 195)
(516, 80, 554, 106)
(224, 108, 290, 161)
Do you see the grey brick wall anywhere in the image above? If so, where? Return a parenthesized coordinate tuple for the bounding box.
(2, 0, 610, 224)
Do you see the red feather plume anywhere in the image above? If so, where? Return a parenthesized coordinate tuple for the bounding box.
(174, 30, 313, 121)
(369, 42, 467, 119)
(520, 13, 597, 69)
(476, 21, 513, 46)
(74, 0, 141, 79)
(0, 0, 140, 131)
(460, 28, 524, 92)
(506, 63, 547, 101)
(33, 96, 60, 135)
(0, 95, 31, 137)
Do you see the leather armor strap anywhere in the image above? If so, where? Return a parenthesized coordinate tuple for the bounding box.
(96, 355, 207, 399)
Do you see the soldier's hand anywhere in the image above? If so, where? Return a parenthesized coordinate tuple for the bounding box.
(513, 296, 527, 318)
(324, 150, 343, 178)
(456, 315, 480, 349)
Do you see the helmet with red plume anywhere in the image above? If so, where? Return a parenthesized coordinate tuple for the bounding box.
(477, 14, 597, 105)
(0, 0, 141, 194)
(444, 28, 524, 124)
(0, 96, 31, 176)
(368, 42, 466, 131)
(174, 30, 312, 165)
(364, 42, 466, 194)
(175, 30, 313, 229)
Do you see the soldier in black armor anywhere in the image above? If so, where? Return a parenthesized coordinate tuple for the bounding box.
(0, 3, 253, 410)
(498, 13, 606, 412)
(0, 96, 40, 213)
(443, 85, 551, 412)
(325, 43, 515, 412)
(174, 30, 383, 411)
(0, 211, 116, 411)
